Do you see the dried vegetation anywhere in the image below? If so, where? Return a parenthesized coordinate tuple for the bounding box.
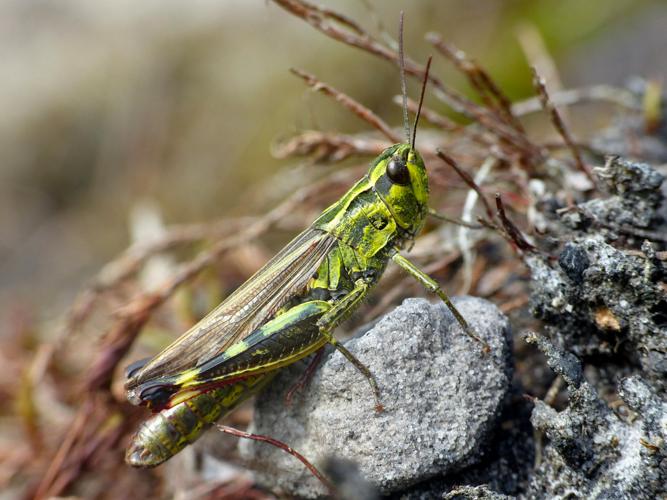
(2, 1, 665, 498)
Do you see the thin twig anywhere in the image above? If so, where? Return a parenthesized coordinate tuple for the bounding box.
(428, 208, 484, 229)
(291, 67, 401, 143)
(544, 375, 564, 406)
(436, 150, 495, 221)
(273, 0, 540, 163)
(495, 194, 536, 253)
(512, 85, 639, 116)
(516, 22, 568, 123)
(457, 156, 497, 293)
(531, 68, 596, 185)
(393, 95, 460, 131)
(215, 424, 336, 496)
(426, 32, 524, 133)
(272, 130, 390, 162)
(35, 400, 94, 499)
(302, 1, 366, 36)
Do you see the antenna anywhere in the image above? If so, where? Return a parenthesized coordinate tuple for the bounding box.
(412, 56, 432, 150)
(398, 12, 410, 143)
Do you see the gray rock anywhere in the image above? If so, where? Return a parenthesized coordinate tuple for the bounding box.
(443, 484, 514, 500)
(525, 333, 667, 499)
(560, 156, 664, 234)
(320, 456, 380, 500)
(393, 382, 534, 499)
(236, 297, 513, 498)
(528, 156, 667, 392)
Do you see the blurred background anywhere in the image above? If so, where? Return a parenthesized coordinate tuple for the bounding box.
(1, 0, 667, 498)
(1, 0, 666, 330)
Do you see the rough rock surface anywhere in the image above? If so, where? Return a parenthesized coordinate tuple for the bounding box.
(392, 383, 535, 499)
(520, 156, 667, 499)
(528, 156, 667, 391)
(237, 297, 513, 498)
(525, 333, 667, 499)
(442, 485, 514, 500)
(561, 155, 664, 235)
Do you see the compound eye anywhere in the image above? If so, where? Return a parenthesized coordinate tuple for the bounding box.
(386, 157, 410, 185)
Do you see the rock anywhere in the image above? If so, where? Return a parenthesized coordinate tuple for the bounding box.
(236, 297, 513, 498)
(558, 243, 590, 284)
(560, 156, 664, 233)
(320, 457, 380, 500)
(393, 383, 535, 499)
(528, 156, 667, 392)
(525, 333, 667, 499)
(529, 234, 667, 389)
(443, 485, 514, 500)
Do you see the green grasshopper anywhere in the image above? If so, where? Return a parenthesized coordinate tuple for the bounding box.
(125, 18, 484, 473)
(125, 373, 275, 467)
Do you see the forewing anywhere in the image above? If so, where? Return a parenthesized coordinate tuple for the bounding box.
(127, 227, 335, 388)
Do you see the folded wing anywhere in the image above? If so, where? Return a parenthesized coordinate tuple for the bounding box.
(126, 227, 336, 390)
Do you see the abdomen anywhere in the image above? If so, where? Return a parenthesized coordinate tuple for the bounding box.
(126, 374, 274, 468)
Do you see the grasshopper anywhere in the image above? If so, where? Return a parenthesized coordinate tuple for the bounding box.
(125, 372, 275, 467)
(125, 16, 484, 475)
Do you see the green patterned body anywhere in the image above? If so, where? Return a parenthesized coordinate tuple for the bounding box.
(126, 374, 274, 467)
(125, 143, 436, 467)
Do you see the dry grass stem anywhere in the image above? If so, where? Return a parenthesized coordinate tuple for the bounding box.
(532, 68, 596, 185)
(291, 68, 401, 143)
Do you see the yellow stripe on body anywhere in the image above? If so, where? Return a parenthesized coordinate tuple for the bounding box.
(176, 300, 330, 390)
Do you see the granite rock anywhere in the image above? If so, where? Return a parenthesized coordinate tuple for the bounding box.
(238, 297, 513, 498)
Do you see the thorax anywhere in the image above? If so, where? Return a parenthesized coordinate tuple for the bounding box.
(309, 186, 404, 299)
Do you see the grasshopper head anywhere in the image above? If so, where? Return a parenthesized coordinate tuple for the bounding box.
(369, 143, 429, 236)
